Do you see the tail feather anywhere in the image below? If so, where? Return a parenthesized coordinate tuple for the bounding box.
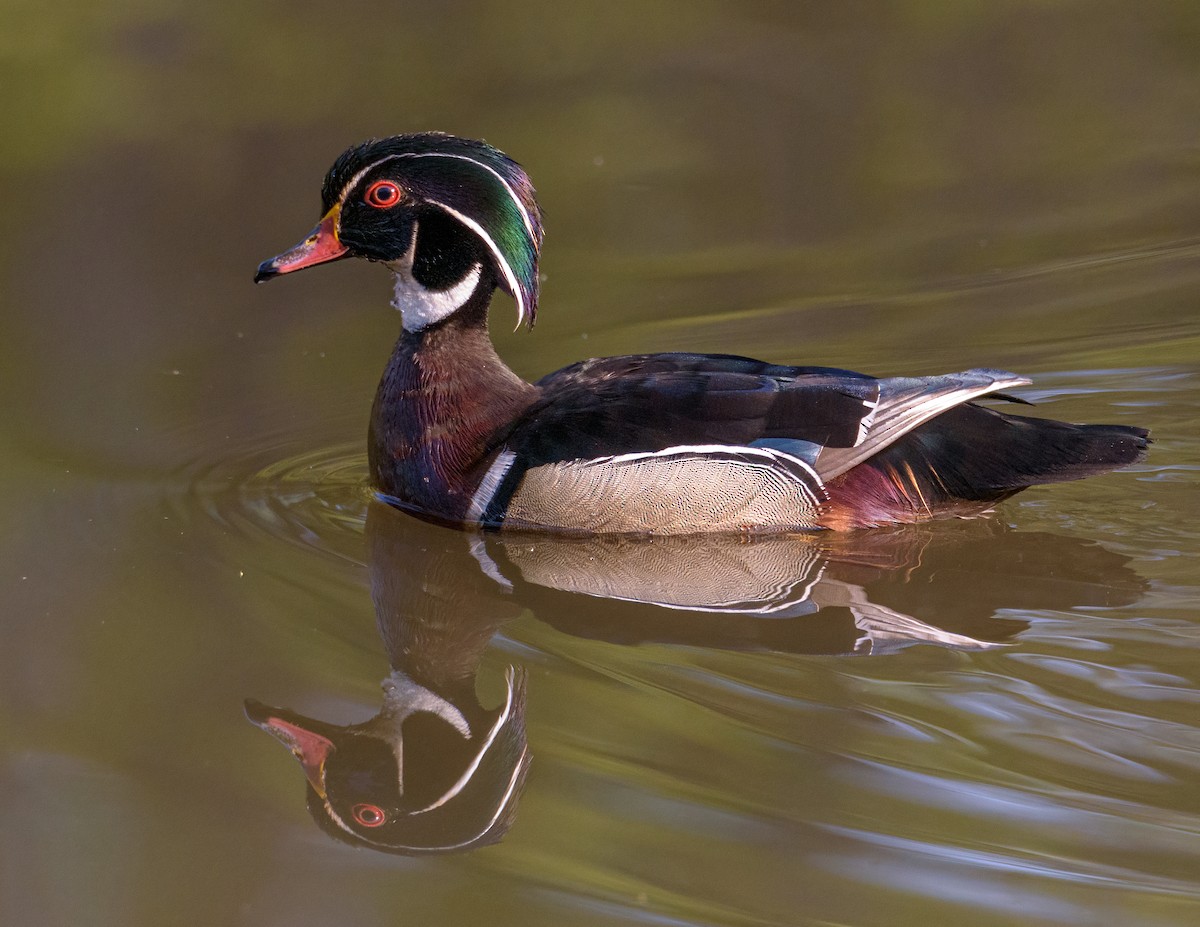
(822, 404, 1149, 529)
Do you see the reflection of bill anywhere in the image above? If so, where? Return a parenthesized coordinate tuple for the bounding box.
(246, 502, 1146, 854)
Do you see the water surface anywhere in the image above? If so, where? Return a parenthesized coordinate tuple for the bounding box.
(3, 3, 1199, 926)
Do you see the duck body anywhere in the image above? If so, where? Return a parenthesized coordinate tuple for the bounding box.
(257, 132, 1149, 534)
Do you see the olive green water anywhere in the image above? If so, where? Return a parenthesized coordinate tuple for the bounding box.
(3, 3, 1200, 925)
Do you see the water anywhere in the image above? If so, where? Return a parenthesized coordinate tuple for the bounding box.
(3, 3, 1200, 925)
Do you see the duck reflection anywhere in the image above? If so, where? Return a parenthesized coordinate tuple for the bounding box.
(247, 501, 1145, 854)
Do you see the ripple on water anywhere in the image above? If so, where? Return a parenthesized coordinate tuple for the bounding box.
(179, 433, 372, 564)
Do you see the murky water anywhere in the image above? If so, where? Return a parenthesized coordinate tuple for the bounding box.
(3, 3, 1200, 925)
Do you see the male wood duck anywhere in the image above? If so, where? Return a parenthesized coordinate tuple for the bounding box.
(256, 133, 1149, 533)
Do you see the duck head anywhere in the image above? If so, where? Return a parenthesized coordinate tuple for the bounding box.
(255, 132, 544, 329)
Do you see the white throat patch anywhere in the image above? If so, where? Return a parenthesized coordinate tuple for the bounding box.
(389, 220, 482, 331)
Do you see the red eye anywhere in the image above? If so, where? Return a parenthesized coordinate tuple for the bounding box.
(351, 803, 387, 828)
(364, 180, 402, 208)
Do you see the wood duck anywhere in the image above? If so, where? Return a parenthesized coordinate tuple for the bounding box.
(256, 133, 1150, 533)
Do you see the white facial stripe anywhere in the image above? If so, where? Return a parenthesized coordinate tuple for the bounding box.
(335, 154, 406, 212)
(334, 151, 537, 243)
(429, 202, 529, 326)
(388, 219, 483, 331)
(394, 152, 537, 242)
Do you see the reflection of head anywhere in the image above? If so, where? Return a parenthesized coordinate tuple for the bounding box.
(246, 667, 529, 854)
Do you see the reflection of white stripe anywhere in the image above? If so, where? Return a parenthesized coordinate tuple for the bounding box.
(412, 667, 519, 814)
(320, 668, 526, 852)
(467, 449, 517, 522)
(588, 559, 828, 616)
(586, 443, 828, 506)
(468, 535, 512, 590)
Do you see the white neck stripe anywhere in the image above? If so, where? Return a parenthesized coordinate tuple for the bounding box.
(389, 219, 483, 331)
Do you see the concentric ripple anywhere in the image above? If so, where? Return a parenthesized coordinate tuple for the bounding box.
(176, 426, 374, 565)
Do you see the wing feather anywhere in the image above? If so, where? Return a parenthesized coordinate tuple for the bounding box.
(812, 369, 1031, 480)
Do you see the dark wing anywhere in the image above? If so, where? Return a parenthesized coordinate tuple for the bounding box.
(472, 353, 1034, 531)
(508, 352, 881, 466)
(506, 353, 1028, 480)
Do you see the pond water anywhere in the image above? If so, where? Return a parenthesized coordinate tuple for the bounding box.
(3, 3, 1200, 925)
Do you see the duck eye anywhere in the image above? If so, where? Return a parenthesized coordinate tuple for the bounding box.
(364, 180, 402, 209)
(351, 803, 387, 827)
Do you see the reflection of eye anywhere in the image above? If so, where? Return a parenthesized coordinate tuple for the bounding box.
(364, 180, 402, 209)
(351, 803, 387, 828)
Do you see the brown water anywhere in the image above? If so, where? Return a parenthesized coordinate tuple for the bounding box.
(4, 3, 1200, 925)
